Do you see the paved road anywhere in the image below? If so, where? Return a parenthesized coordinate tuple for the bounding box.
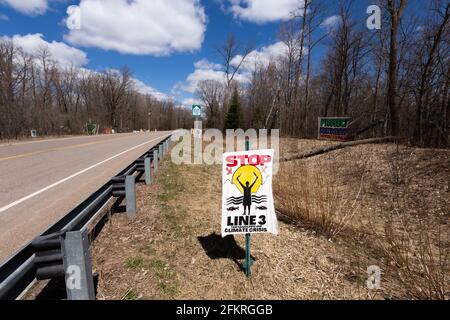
(0, 131, 171, 263)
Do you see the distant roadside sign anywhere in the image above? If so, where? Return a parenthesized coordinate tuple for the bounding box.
(318, 117, 351, 141)
(86, 124, 98, 135)
(192, 105, 201, 117)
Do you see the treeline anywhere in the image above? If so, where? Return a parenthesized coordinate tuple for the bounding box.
(199, 0, 449, 148)
(0, 41, 192, 139)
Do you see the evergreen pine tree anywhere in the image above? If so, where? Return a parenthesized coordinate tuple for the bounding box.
(224, 88, 243, 130)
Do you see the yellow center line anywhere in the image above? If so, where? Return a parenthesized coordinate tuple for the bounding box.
(0, 134, 144, 162)
(0, 141, 101, 162)
(0, 135, 160, 162)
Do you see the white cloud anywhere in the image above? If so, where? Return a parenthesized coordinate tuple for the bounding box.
(0, 0, 48, 15)
(0, 13, 9, 21)
(64, 0, 207, 56)
(231, 41, 287, 74)
(179, 97, 199, 109)
(3, 33, 88, 67)
(176, 41, 288, 93)
(177, 66, 227, 94)
(174, 57, 227, 93)
(133, 78, 171, 102)
(229, 0, 303, 24)
(194, 59, 222, 71)
(322, 15, 341, 30)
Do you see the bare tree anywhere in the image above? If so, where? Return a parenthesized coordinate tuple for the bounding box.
(195, 79, 224, 128)
(216, 33, 253, 88)
(386, 0, 408, 136)
(278, 18, 300, 134)
(0, 40, 17, 138)
(412, 1, 449, 145)
(302, 0, 326, 136)
(0, 38, 191, 139)
(101, 68, 132, 128)
(321, 0, 369, 118)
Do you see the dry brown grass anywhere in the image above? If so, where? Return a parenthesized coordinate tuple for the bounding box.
(90, 138, 449, 300)
(381, 214, 450, 299)
(91, 142, 367, 300)
(374, 149, 450, 300)
(274, 151, 366, 239)
(274, 139, 450, 299)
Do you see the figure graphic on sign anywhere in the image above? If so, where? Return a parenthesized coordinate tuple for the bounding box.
(237, 172, 258, 215)
(226, 165, 267, 216)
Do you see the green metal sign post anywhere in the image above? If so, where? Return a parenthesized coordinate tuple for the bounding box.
(243, 137, 254, 277)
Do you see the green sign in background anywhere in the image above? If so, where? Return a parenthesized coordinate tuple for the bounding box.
(320, 118, 349, 128)
(86, 124, 98, 135)
(192, 105, 201, 117)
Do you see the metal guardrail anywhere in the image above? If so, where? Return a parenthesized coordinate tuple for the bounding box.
(0, 134, 173, 300)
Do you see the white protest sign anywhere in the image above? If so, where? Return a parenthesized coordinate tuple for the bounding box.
(221, 149, 278, 236)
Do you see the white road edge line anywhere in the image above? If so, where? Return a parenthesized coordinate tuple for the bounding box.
(0, 134, 171, 214)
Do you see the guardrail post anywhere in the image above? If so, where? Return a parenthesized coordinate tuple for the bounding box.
(144, 157, 152, 185)
(125, 175, 136, 216)
(159, 144, 163, 160)
(62, 230, 95, 300)
(166, 139, 170, 151)
(153, 150, 158, 172)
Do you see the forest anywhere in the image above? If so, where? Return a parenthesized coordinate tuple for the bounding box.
(0, 46, 192, 139)
(1, 0, 449, 148)
(200, 0, 449, 148)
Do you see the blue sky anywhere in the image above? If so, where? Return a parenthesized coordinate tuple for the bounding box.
(0, 0, 425, 107)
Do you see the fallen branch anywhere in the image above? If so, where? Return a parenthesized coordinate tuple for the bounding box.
(275, 209, 297, 225)
(349, 119, 384, 139)
(281, 136, 398, 162)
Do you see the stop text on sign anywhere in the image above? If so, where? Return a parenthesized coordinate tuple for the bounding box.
(225, 154, 272, 168)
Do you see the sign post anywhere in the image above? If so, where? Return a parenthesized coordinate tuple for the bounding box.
(192, 104, 202, 139)
(244, 138, 252, 277)
(221, 140, 278, 278)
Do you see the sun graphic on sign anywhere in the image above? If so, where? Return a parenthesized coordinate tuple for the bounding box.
(232, 165, 262, 194)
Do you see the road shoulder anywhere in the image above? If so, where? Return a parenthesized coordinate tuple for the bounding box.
(92, 153, 362, 300)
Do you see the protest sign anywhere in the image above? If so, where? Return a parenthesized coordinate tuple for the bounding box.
(221, 149, 278, 236)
